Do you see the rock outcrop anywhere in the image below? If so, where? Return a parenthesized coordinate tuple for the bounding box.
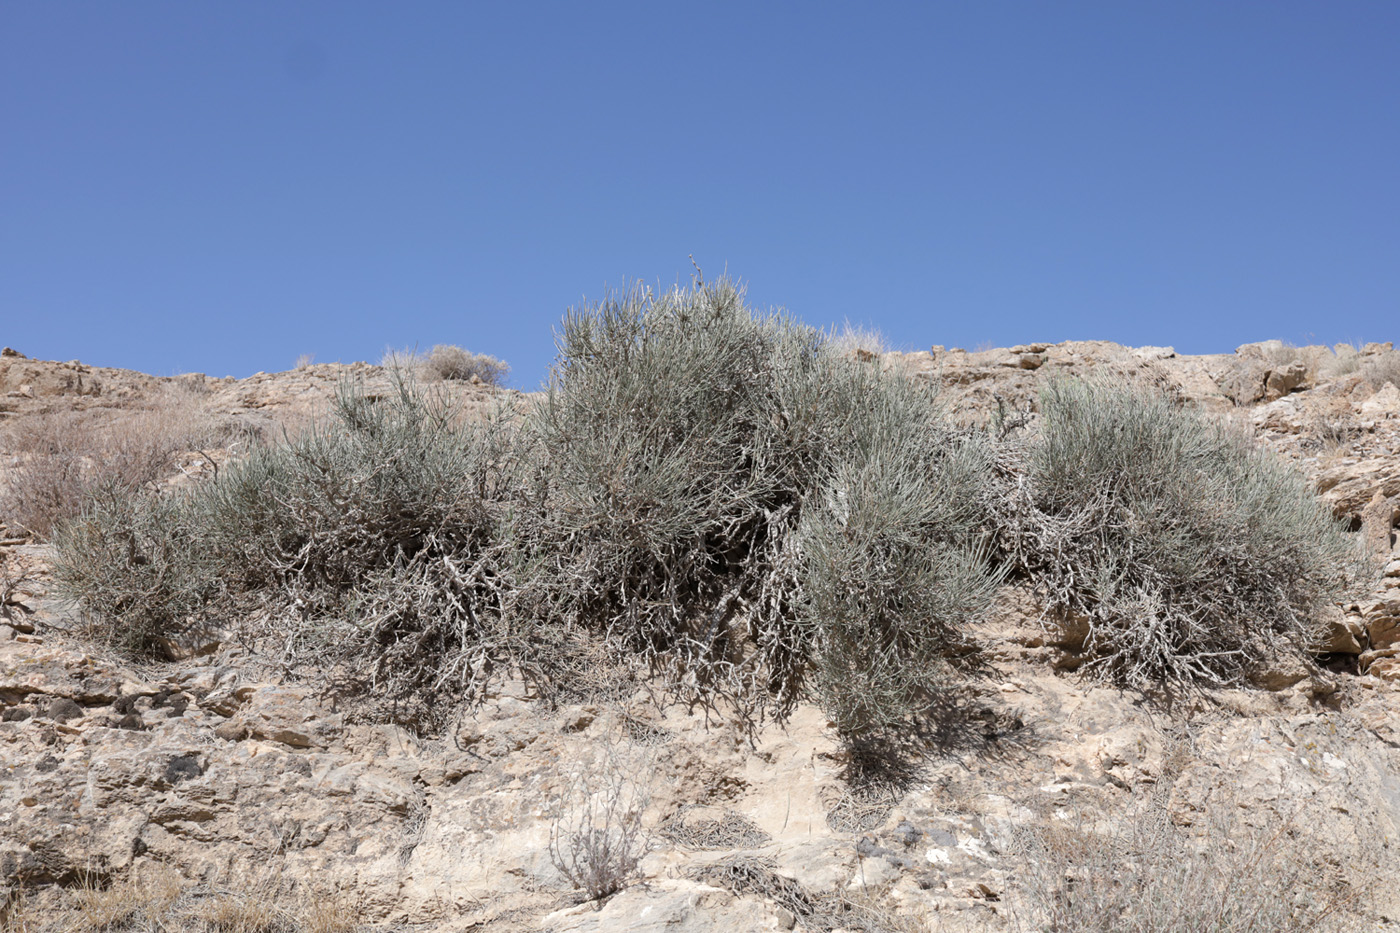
(3, 341, 1400, 931)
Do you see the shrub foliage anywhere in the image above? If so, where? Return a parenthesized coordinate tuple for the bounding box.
(47, 276, 1364, 739)
(511, 279, 999, 734)
(996, 378, 1358, 689)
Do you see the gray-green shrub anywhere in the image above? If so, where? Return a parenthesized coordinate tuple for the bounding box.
(52, 376, 515, 728)
(51, 276, 1007, 740)
(51, 488, 218, 654)
(511, 277, 1000, 736)
(997, 378, 1359, 689)
(797, 392, 1000, 736)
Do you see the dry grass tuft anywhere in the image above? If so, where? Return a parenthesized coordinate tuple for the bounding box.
(0, 384, 242, 540)
(1361, 348, 1400, 389)
(825, 321, 890, 361)
(2, 869, 365, 933)
(1008, 796, 1379, 933)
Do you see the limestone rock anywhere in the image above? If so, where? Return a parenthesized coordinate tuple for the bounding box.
(540, 880, 791, 932)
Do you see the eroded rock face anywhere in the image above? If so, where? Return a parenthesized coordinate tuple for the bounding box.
(3, 620, 1399, 931)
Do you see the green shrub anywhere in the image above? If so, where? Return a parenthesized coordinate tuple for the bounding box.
(797, 391, 1000, 736)
(195, 378, 501, 591)
(196, 378, 513, 726)
(998, 378, 1358, 689)
(52, 376, 516, 728)
(52, 276, 1003, 740)
(50, 488, 216, 654)
(511, 277, 999, 736)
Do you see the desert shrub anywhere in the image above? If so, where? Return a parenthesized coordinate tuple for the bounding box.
(194, 379, 501, 591)
(51, 377, 518, 725)
(187, 378, 516, 725)
(0, 387, 233, 539)
(996, 378, 1358, 689)
(797, 411, 1000, 736)
(50, 487, 218, 654)
(511, 277, 999, 737)
(422, 344, 509, 385)
(51, 276, 999, 740)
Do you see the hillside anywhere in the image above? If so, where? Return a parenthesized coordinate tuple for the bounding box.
(2, 332, 1399, 933)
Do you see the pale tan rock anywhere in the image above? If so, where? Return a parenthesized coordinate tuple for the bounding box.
(1314, 458, 1400, 519)
(1362, 491, 1397, 559)
(1317, 608, 1365, 654)
(540, 880, 789, 933)
(1361, 382, 1400, 416)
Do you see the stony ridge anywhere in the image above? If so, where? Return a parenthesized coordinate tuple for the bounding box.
(2, 340, 1399, 931)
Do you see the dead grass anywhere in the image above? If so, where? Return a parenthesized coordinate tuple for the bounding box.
(1007, 795, 1379, 933)
(1361, 348, 1400, 389)
(2, 869, 364, 933)
(660, 804, 770, 850)
(825, 321, 891, 362)
(1252, 340, 1400, 388)
(0, 384, 244, 539)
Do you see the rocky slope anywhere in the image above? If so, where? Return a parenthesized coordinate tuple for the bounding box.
(2, 341, 1399, 932)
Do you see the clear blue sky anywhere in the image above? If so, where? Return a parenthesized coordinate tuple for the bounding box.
(3, 3, 1397, 388)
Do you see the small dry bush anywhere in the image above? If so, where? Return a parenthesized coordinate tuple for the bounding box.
(548, 725, 653, 901)
(0, 552, 34, 625)
(0, 386, 237, 539)
(381, 345, 509, 386)
(995, 378, 1360, 690)
(1361, 348, 1400, 388)
(422, 344, 509, 385)
(1009, 799, 1372, 933)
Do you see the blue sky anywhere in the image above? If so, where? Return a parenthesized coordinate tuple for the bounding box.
(2, 3, 1397, 389)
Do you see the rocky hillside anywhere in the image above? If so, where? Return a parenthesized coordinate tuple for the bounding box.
(2, 338, 1398, 933)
